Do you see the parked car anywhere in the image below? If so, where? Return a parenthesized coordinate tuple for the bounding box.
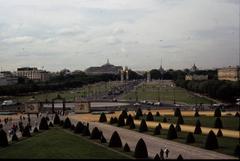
(154, 102, 161, 106)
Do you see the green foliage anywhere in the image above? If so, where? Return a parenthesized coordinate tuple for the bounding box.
(217, 129, 223, 137)
(99, 113, 107, 122)
(155, 112, 160, 117)
(175, 123, 181, 132)
(177, 115, 184, 125)
(0, 129, 8, 147)
(12, 133, 19, 142)
(167, 124, 177, 140)
(135, 108, 143, 119)
(49, 122, 54, 127)
(205, 130, 218, 150)
(214, 117, 223, 128)
(234, 144, 240, 157)
(129, 121, 136, 129)
(186, 132, 195, 143)
(134, 138, 148, 159)
(22, 126, 31, 137)
(146, 112, 154, 121)
(154, 154, 161, 160)
(177, 154, 183, 160)
(39, 117, 49, 130)
(126, 114, 134, 126)
(235, 112, 240, 117)
(109, 131, 122, 148)
(153, 124, 161, 135)
(63, 117, 72, 129)
(101, 134, 107, 143)
(33, 127, 39, 133)
(82, 126, 90, 136)
(194, 110, 200, 117)
(163, 116, 167, 123)
(214, 108, 221, 117)
(139, 119, 148, 132)
(123, 143, 131, 152)
(121, 110, 128, 119)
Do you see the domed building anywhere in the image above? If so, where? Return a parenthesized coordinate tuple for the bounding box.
(85, 59, 123, 75)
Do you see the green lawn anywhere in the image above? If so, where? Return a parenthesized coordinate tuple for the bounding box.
(14, 81, 123, 103)
(0, 128, 131, 159)
(140, 115, 240, 131)
(111, 123, 239, 157)
(121, 82, 214, 104)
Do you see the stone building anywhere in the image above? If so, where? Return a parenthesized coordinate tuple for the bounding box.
(17, 67, 50, 81)
(218, 66, 240, 81)
(85, 59, 123, 75)
(185, 74, 208, 81)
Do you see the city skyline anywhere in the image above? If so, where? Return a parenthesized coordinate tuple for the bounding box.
(0, 0, 239, 72)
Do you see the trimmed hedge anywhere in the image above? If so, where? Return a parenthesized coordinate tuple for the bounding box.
(0, 129, 8, 147)
(186, 132, 195, 143)
(154, 154, 161, 160)
(205, 130, 218, 150)
(39, 117, 49, 130)
(90, 127, 101, 139)
(123, 143, 131, 152)
(167, 124, 177, 140)
(177, 115, 184, 125)
(153, 124, 161, 135)
(63, 117, 72, 129)
(118, 114, 125, 127)
(53, 114, 61, 125)
(74, 122, 84, 134)
(12, 133, 19, 142)
(146, 112, 154, 121)
(214, 117, 223, 128)
(217, 129, 223, 137)
(175, 123, 181, 132)
(139, 119, 148, 132)
(82, 125, 91, 136)
(99, 113, 107, 122)
(126, 114, 134, 126)
(109, 131, 122, 148)
(214, 107, 221, 117)
(174, 108, 182, 117)
(134, 138, 148, 159)
(156, 112, 160, 117)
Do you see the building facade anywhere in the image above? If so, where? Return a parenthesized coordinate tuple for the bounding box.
(218, 66, 240, 81)
(85, 59, 123, 75)
(185, 74, 208, 81)
(17, 67, 50, 81)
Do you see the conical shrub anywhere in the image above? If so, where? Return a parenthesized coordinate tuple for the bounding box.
(194, 126, 202, 134)
(126, 114, 134, 126)
(90, 127, 101, 139)
(82, 125, 90, 136)
(123, 143, 131, 152)
(63, 117, 71, 129)
(12, 133, 18, 142)
(59, 120, 64, 126)
(139, 119, 148, 132)
(177, 115, 184, 125)
(113, 117, 118, 124)
(99, 113, 107, 122)
(153, 124, 161, 135)
(118, 114, 125, 127)
(155, 112, 160, 117)
(109, 131, 122, 148)
(194, 110, 200, 117)
(0, 129, 8, 147)
(186, 132, 195, 143)
(109, 117, 114, 124)
(158, 123, 162, 130)
(177, 154, 183, 160)
(129, 121, 136, 129)
(70, 124, 75, 131)
(121, 110, 128, 119)
(134, 138, 148, 158)
(154, 154, 161, 160)
(49, 122, 54, 127)
(101, 134, 107, 143)
(174, 108, 182, 117)
(135, 108, 143, 119)
(234, 144, 240, 157)
(214, 117, 223, 128)
(74, 121, 84, 133)
(163, 116, 167, 123)
(235, 112, 240, 117)
(217, 129, 223, 137)
(214, 107, 221, 117)
(33, 127, 39, 133)
(39, 117, 49, 130)
(167, 124, 177, 140)
(146, 112, 154, 121)
(53, 114, 60, 125)
(205, 130, 218, 150)
(175, 123, 181, 132)
(22, 126, 31, 137)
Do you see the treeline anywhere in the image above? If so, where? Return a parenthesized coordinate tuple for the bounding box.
(175, 80, 240, 102)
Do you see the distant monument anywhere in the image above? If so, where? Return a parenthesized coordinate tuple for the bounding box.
(121, 66, 129, 82)
(147, 71, 151, 83)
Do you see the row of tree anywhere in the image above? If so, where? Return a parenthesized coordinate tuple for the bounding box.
(175, 79, 240, 102)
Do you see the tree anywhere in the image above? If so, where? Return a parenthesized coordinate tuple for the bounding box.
(70, 124, 75, 131)
(214, 107, 221, 117)
(118, 114, 125, 127)
(123, 143, 131, 152)
(109, 117, 114, 124)
(177, 154, 183, 160)
(175, 123, 181, 132)
(146, 112, 154, 121)
(22, 126, 31, 137)
(99, 113, 107, 122)
(53, 113, 60, 125)
(167, 124, 177, 140)
(235, 112, 240, 117)
(39, 117, 49, 130)
(74, 122, 84, 134)
(155, 112, 160, 117)
(49, 122, 54, 127)
(121, 110, 128, 119)
(0, 129, 8, 147)
(214, 117, 223, 128)
(63, 117, 72, 129)
(33, 127, 39, 133)
(101, 134, 107, 143)
(205, 130, 218, 150)
(153, 124, 161, 135)
(174, 108, 182, 117)
(90, 127, 101, 139)
(139, 119, 148, 132)
(177, 115, 184, 125)
(59, 120, 64, 126)
(186, 132, 195, 143)
(130, 121, 136, 129)
(109, 131, 122, 148)
(134, 138, 148, 158)
(217, 129, 223, 137)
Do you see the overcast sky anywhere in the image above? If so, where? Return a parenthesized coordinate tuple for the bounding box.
(0, 0, 239, 72)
